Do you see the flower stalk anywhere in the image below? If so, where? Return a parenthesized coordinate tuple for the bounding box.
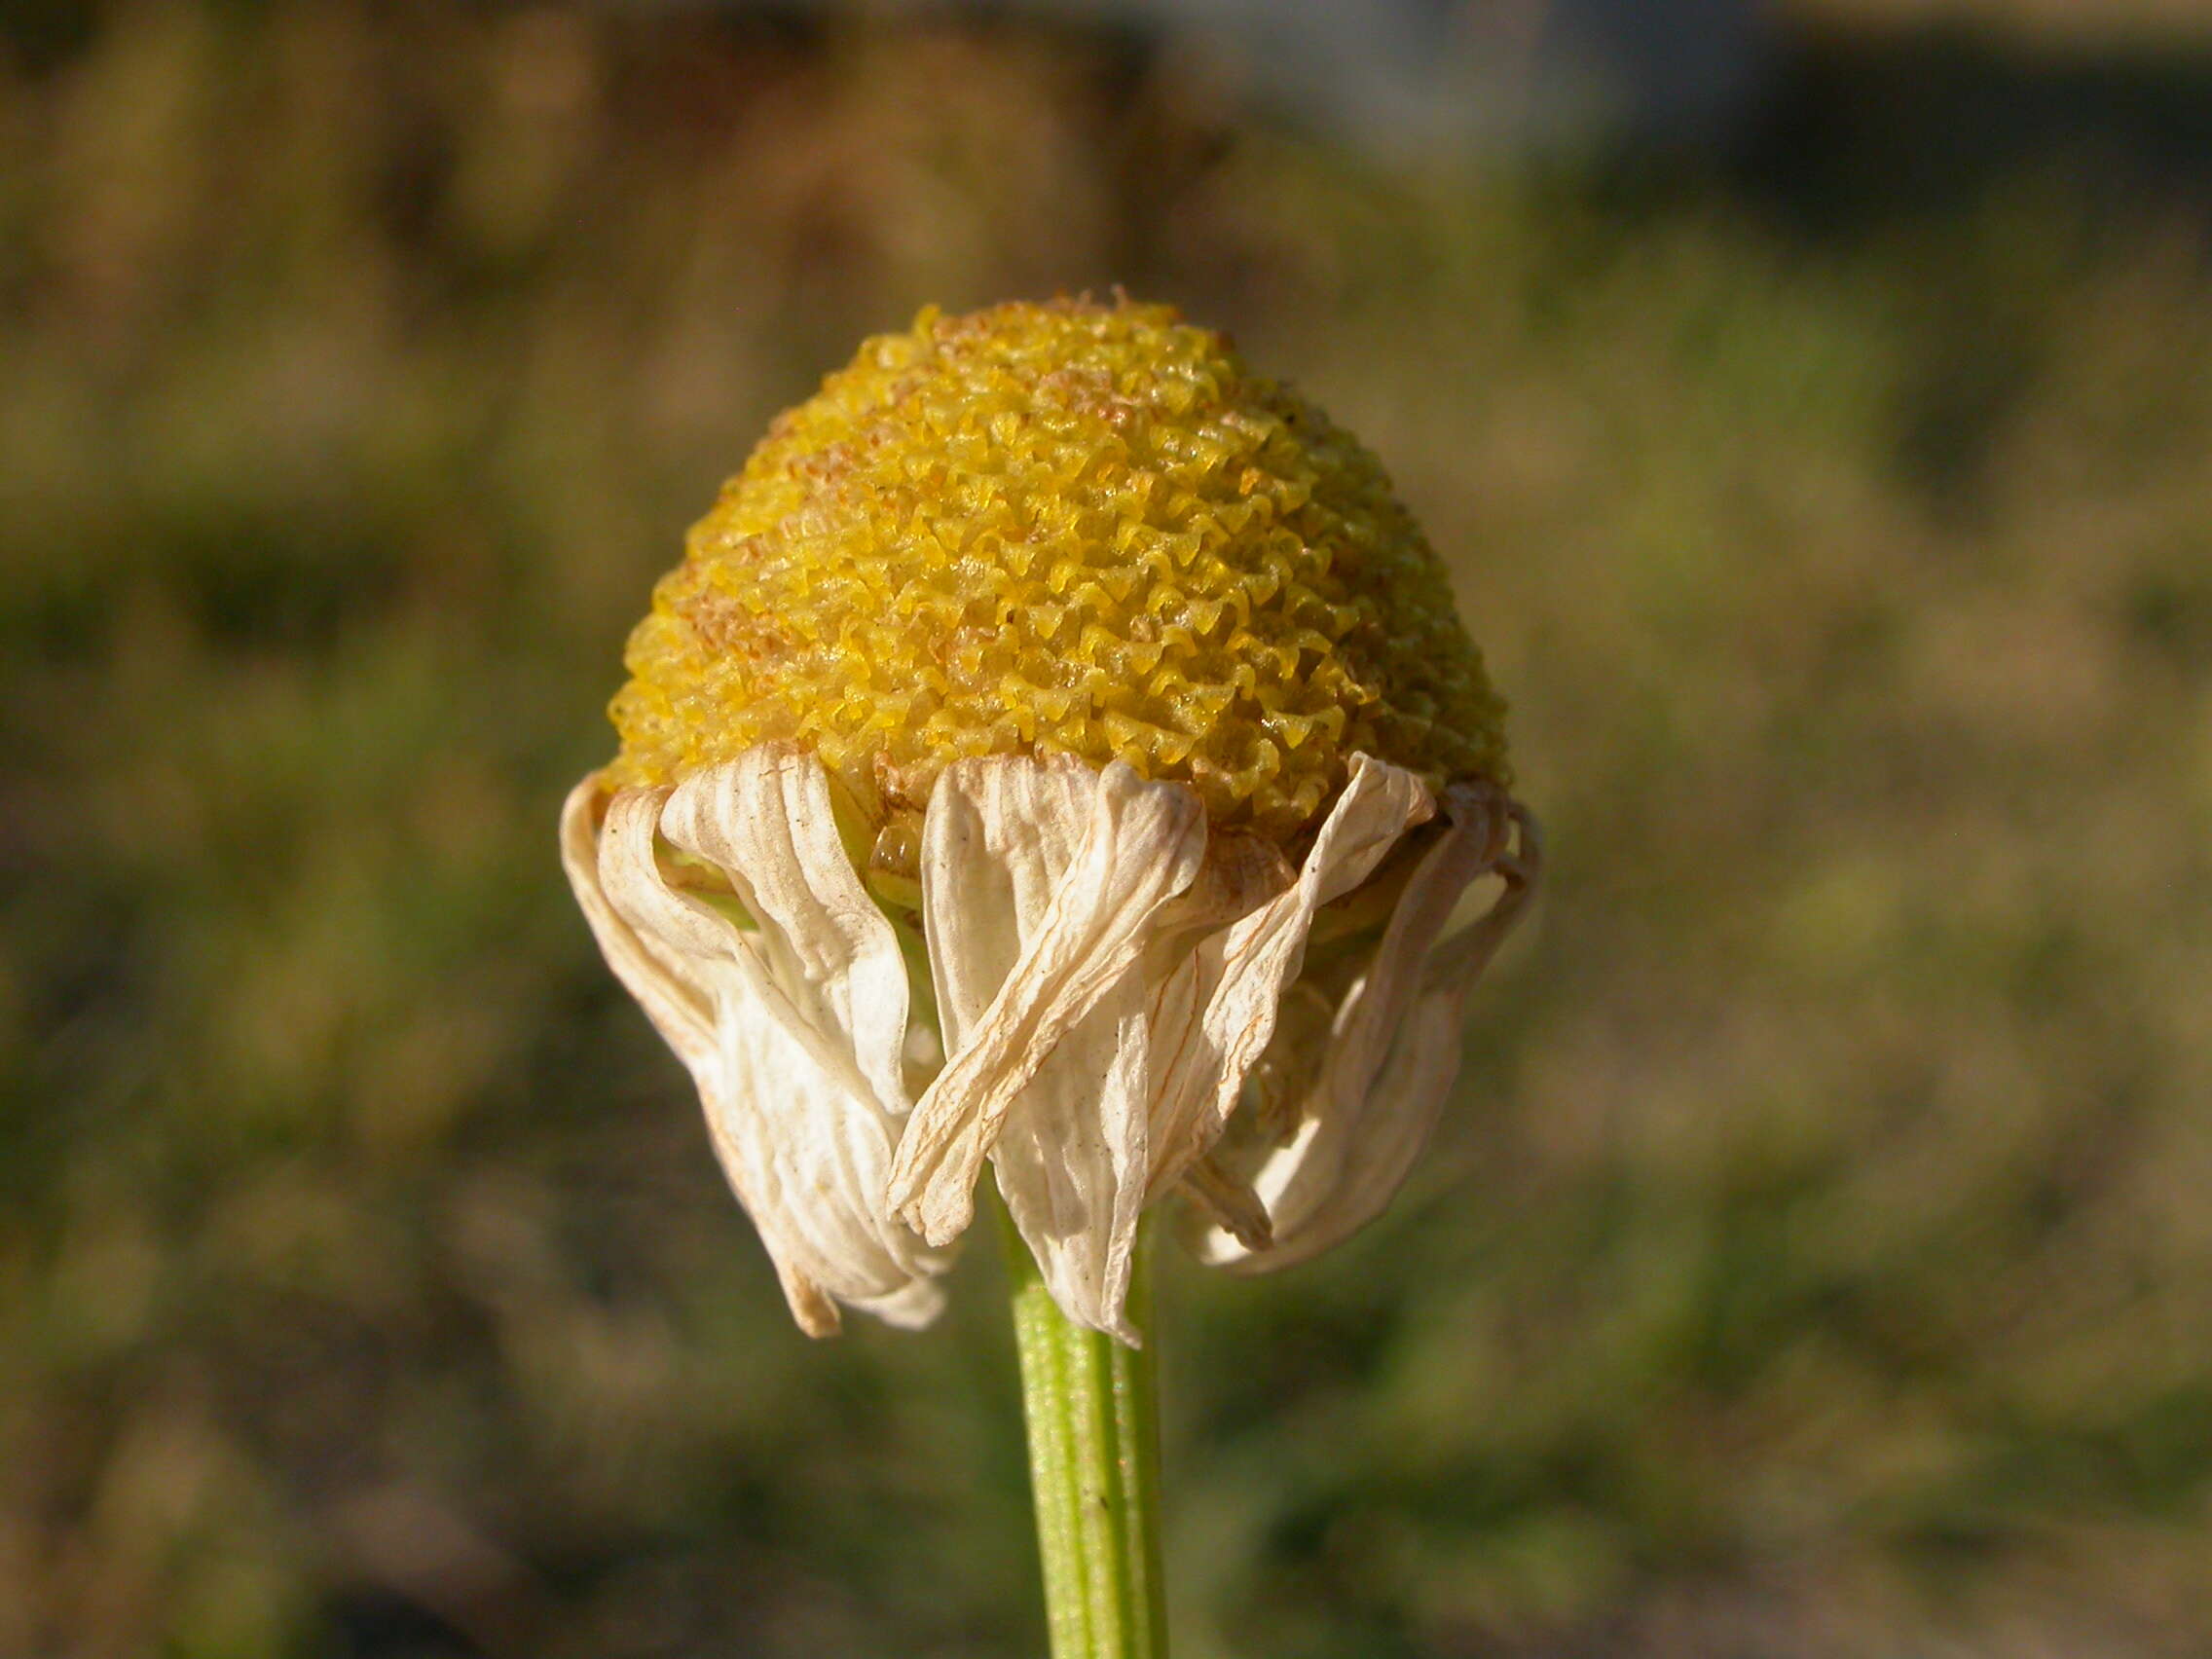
(1001, 1194, 1167, 1659)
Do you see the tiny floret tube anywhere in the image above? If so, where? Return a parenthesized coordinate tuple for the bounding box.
(564, 298, 1537, 1341)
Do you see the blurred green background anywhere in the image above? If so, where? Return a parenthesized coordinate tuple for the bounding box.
(7, 1, 2212, 1654)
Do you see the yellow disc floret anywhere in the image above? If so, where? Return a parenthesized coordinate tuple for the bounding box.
(606, 297, 1506, 843)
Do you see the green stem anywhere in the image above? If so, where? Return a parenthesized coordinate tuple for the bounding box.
(1001, 1204, 1168, 1659)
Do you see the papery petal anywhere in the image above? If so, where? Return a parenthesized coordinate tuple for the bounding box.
(908, 755, 1096, 1051)
(1143, 755, 1433, 1202)
(658, 747, 913, 1133)
(988, 977, 1154, 1341)
(709, 967, 943, 1333)
(564, 756, 949, 1336)
(562, 779, 714, 1074)
(889, 757, 1208, 1264)
(569, 780, 845, 1329)
(1194, 783, 1537, 1272)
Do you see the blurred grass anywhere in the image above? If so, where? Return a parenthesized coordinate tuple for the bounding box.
(5, 3, 2212, 1655)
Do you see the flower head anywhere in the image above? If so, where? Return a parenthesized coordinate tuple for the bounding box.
(563, 298, 1537, 1341)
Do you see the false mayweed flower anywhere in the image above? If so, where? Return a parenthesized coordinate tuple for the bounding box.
(562, 297, 1538, 1346)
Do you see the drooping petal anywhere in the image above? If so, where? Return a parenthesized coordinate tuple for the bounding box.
(658, 747, 913, 1134)
(907, 755, 1097, 1054)
(561, 779, 714, 1074)
(1142, 755, 1434, 1202)
(1193, 782, 1538, 1272)
(704, 956, 943, 1333)
(889, 756, 1207, 1289)
(889, 754, 1155, 1333)
(569, 780, 846, 1329)
(988, 977, 1155, 1341)
(563, 755, 949, 1336)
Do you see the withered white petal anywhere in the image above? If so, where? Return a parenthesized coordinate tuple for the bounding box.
(563, 753, 949, 1336)
(571, 781, 847, 1330)
(888, 757, 1207, 1258)
(988, 977, 1154, 1342)
(658, 749, 913, 1133)
(1193, 783, 1537, 1272)
(707, 963, 942, 1333)
(1142, 755, 1434, 1204)
(561, 780, 715, 1075)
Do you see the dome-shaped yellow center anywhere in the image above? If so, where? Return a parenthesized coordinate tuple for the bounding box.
(606, 297, 1506, 843)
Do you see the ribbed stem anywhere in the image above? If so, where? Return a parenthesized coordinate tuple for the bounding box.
(1001, 1207, 1167, 1659)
